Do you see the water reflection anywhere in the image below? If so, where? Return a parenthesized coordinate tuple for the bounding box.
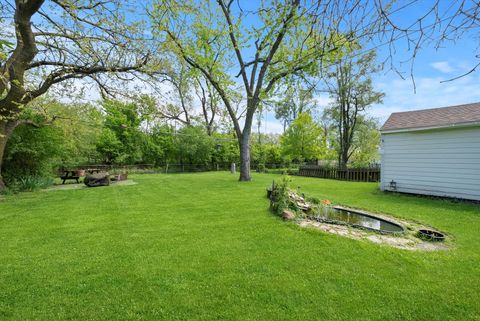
(315, 207, 404, 233)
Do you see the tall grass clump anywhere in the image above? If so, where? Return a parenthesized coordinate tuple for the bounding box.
(13, 176, 54, 192)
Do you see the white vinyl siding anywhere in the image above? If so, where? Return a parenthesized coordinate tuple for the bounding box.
(380, 126, 480, 201)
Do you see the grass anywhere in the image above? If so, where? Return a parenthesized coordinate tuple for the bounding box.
(0, 172, 479, 321)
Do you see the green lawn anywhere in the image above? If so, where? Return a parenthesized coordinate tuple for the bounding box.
(0, 172, 479, 321)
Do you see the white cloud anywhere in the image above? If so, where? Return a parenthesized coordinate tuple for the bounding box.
(430, 61, 455, 73)
(370, 73, 480, 124)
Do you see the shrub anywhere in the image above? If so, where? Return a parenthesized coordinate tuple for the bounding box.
(3, 123, 65, 183)
(256, 163, 266, 173)
(269, 175, 293, 216)
(268, 176, 333, 220)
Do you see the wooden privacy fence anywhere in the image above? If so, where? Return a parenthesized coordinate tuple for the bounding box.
(296, 165, 380, 182)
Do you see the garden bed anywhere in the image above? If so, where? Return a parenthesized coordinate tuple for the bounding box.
(299, 211, 449, 251)
(267, 177, 450, 251)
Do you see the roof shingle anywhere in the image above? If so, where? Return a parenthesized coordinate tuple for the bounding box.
(381, 102, 480, 132)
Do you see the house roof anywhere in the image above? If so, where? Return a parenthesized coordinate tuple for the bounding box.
(381, 102, 480, 133)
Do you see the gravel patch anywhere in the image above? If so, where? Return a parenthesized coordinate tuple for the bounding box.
(298, 214, 450, 251)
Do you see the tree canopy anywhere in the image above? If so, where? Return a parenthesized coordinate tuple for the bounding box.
(280, 112, 325, 162)
(324, 49, 384, 168)
(0, 0, 160, 190)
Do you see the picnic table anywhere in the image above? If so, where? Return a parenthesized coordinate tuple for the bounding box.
(60, 170, 80, 184)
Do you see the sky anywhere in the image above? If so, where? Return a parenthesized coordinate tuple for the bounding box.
(258, 1, 480, 134)
(259, 36, 480, 134)
(367, 35, 480, 124)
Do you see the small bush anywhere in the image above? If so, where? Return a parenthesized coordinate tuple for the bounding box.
(287, 168, 299, 175)
(269, 175, 293, 216)
(268, 176, 333, 219)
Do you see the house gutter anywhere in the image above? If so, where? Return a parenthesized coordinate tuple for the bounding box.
(380, 121, 480, 134)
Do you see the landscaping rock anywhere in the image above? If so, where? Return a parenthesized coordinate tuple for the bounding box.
(296, 201, 311, 212)
(282, 209, 295, 220)
(299, 219, 449, 252)
(287, 191, 312, 211)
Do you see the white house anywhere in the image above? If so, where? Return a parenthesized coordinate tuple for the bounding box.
(380, 103, 480, 201)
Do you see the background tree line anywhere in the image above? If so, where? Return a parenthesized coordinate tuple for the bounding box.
(2, 77, 381, 191)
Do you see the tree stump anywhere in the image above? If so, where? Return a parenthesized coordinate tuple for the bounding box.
(84, 172, 110, 187)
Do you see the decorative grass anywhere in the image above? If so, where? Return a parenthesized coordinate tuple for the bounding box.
(0, 172, 479, 320)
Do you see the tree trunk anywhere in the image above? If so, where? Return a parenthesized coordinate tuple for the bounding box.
(0, 135, 7, 192)
(0, 120, 16, 192)
(238, 133, 251, 181)
(339, 148, 349, 170)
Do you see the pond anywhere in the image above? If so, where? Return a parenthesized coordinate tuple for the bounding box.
(310, 207, 404, 234)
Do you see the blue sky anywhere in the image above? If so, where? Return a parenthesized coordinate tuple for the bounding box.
(259, 1, 480, 133)
(368, 29, 480, 122)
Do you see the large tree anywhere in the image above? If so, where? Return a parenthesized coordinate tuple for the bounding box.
(194, 76, 222, 136)
(150, 0, 347, 181)
(324, 50, 384, 169)
(348, 117, 381, 168)
(0, 0, 154, 191)
(153, 61, 222, 136)
(273, 80, 318, 132)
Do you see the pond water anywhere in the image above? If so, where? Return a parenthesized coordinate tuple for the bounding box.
(312, 207, 404, 233)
